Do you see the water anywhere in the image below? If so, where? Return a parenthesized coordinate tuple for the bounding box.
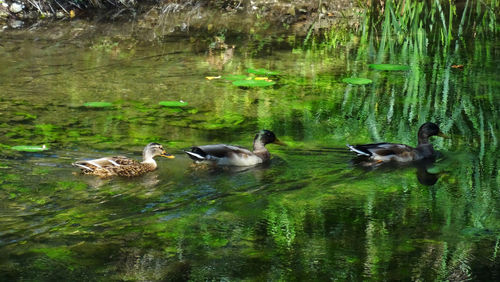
(0, 14, 499, 281)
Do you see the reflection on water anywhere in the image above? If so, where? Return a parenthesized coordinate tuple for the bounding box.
(0, 5, 499, 281)
(350, 156, 442, 186)
(415, 159, 440, 186)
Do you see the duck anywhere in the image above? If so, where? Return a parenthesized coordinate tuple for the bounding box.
(73, 143, 175, 177)
(347, 122, 447, 164)
(185, 130, 285, 167)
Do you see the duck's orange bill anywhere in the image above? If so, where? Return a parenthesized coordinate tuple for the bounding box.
(161, 152, 175, 158)
(438, 131, 449, 138)
(273, 139, 287, 146)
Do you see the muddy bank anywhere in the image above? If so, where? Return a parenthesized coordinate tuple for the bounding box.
(1, 0, 362, 37)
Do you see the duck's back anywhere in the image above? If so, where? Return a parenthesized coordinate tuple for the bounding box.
(349, 143, 419, 162)
(197, 144, 251, 157)
(187, 144, 264, 166)
(74, 156, 154, 177)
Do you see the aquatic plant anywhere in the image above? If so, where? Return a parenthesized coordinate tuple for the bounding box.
(342, 77, 373, 85)
(247, 68, 279, 76)
(83, 102, 113, 108)
(158, 101, 188, 107)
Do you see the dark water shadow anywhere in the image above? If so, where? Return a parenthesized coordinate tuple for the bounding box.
(349, 156, 441, 186)
(184, 155, 286, 176)
(414, 160, 440, 186)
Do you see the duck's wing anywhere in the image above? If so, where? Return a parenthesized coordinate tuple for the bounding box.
(348, 143, 417, 162)
(185, 144, 253, 161)
(73, 156, 139, 172)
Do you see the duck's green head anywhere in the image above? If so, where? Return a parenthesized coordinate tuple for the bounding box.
(255, 130, 286, 145)
(418, 122, 448, 139)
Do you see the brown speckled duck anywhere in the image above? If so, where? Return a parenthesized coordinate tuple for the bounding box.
(73, 143, 174, 177)
(185, 130, 285, 167)
(348, 122, 447, 164)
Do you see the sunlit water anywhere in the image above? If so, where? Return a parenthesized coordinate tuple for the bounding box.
(0, 19, 499, 281)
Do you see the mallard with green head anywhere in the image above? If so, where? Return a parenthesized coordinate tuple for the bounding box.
(347, 122, 448, 164)
(185, 130, 285, 167)
(73, 143, 175, 177)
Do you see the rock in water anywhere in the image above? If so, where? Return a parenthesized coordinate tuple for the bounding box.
(9, 3, 23, 14)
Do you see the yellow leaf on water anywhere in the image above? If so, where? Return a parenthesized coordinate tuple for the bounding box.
(205, 76, 221, 80)
(70, 10, 75, 18)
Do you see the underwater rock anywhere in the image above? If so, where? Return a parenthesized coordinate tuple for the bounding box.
(9, 19, 23, 28)
(0, 10, 8, 20)
(9, 2, 23, 14)
(0, 3, 9, 23)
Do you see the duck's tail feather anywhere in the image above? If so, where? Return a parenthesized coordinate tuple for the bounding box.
(184, 148, 207, 162)
(72, 162, 94, 171)
(347, 144, 371, 156)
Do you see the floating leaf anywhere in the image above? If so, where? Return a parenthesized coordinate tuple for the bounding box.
(221, 74, 248, 81)
(342, 77, 373, 85)
(83, 102, 113, 108)
(11, 145, 48, 152)
(369, 64, 410, 71)
(159, 101, 188, 107)
(247, 68, 280, 76)
(205, 76, 221, 80)
(232, 79, 276, 87)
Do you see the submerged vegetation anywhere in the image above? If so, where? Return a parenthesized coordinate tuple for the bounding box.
(0, 0, 499, 281)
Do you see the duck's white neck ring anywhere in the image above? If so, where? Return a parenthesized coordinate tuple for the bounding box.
(253, 139, 267, 151)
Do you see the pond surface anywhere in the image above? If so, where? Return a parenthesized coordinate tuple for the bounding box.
(0, 15, 499, 281)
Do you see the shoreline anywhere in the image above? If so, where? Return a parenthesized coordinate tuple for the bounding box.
(1, 0, 362, 37)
